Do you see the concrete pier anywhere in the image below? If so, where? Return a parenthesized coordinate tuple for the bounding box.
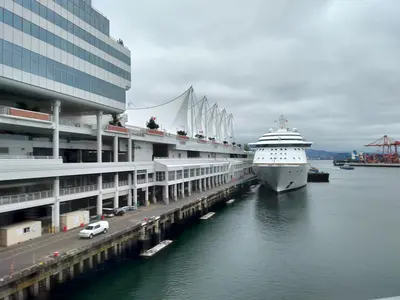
(0, 175, 257, 300)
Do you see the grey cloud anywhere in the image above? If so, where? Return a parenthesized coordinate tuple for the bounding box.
(95, 0, 400, 151)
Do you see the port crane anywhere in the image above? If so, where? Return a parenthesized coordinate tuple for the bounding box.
(364, 135, 400, 163)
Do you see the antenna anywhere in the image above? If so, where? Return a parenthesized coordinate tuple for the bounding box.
(276, 114, 288, 129)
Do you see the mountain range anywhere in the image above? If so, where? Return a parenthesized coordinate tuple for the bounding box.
(305, 149, 350, 160)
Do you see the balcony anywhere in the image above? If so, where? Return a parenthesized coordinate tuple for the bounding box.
(0, 155, 61, 160)
(0, 106, 52, 122)
(0, 190, 53, 206)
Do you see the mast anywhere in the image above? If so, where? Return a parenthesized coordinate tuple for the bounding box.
(277, 114, 288, 129)
(190, 86, 194, 137)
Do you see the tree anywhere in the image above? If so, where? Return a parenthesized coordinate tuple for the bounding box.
(223, 140, 228, 145)
(208, 137, 215, 141)
(232, 142, 236, 146)
(109, 114, 123, 127)
(195, 134, 204, 139)
(146, 117, 159, 130)
(238, 144, 242, 148)
(177, 130, 187, 136)
(243, 143, 250, 151)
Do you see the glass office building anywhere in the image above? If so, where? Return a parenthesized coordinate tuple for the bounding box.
(0, 0, 131, 112)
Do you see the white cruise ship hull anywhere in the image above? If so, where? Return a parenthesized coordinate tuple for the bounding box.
(253, 164, 308, 193)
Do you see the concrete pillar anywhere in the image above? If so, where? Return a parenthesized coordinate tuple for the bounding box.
(174, 183, 178, 201)
(97, 174, 103, 216)
(53, 177, 60, 233)
(114, 244, 119, 256)
(199, 179, 202, 192)
(133, 188, 137, 207)
(128, 137, 132, 162)
(52, 100, 60, 159)
(181, 182, 184, 198)
(152, 186, 157, 203)
(133, 170, 137, 207)
(113, 135, 118, 162)
(69, 265, 74, 279)
(97, 111, 103, 163)
(145, 187, 149, 206)
(188, 180, 192, 196)
(164, 185, 169, 204)
(79, 260, 84, 272)
(127, 173, 132, 206)
(30, 282, 39, 296)
(16, 289, 24, 300)
(58, 271, 63, 283)
(114, 172, 119, 208)
(88, 256, 93, 268)
(104, 249, 108, 260)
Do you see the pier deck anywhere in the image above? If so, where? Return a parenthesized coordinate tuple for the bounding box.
(0, 175, 256, 280)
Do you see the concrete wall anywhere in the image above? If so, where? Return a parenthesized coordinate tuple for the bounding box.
(134, 141, 153, 162)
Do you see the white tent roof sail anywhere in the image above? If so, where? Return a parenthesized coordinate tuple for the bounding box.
(124, 86, 235, 142)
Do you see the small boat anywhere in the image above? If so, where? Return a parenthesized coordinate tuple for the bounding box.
(307, 166, 330, 182)
(340, 164, 354, 170)
(226, 199, 235, 204)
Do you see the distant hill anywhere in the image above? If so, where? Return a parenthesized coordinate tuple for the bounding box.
(306, 149, 350, 160)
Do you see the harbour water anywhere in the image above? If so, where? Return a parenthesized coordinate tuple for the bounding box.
(52, 161, 400, 300)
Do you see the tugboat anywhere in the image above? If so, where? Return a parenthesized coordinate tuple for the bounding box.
(339, 164, 354, 170)
(307, 165, 330, 182)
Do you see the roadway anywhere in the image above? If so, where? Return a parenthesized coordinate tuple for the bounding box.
(0, 176, 255, 279)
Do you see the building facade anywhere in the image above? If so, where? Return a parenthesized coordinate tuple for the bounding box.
(0, 0, 252, 237)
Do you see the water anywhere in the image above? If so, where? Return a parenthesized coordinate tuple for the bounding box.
(54, 161, 400, 300)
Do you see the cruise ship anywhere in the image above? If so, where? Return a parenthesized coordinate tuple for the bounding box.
(0, 0, 252, 236)
(249, 115, 312, 193)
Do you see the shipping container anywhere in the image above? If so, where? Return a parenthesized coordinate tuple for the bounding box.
(0, 220, 42, 247)
(60, 210, 90, 231)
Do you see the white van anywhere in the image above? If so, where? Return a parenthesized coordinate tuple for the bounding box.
(79, 220, 109, 239)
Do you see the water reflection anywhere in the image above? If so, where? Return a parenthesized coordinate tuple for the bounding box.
(253, 185, 309, 237)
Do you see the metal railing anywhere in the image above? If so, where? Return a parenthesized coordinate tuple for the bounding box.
(59, 118, 93, 129)
(102, 182, 115, 189)
(0, 190, 53, 205)
(118, 180, 128, 187)
(0, 155, 62, 160)
(136, 179, 146, 184)
(60, 184, 98, 196)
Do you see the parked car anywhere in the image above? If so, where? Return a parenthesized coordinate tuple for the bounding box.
(79, 221, 109, 239)
(102, 208, 115, 218)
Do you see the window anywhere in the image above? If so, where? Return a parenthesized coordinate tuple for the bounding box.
(31, 23, 39, 38)
(4, 9, 12, 26)
(23, 227, 30, 233)
(22, 19, 30, 34)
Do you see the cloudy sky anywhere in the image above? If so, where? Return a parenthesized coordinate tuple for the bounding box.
(95, 0, 400, 151)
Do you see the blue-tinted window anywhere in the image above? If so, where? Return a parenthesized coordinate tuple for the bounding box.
(12, 0, 129, 65)
(4, 9, 12, 26)
(13, 14, 23, 31)
(15, 0, 23, 5)
(0, 8, 3, 22)
(31, 23, 39, 38)
(31, 0, 39, 14)
(22, 0, 30, 9)
(54, 35, 61, 48)
(39, 27, 46, 42)
(39, 4, 46, 19)
(47, 32, 54, 44)
(13, 52, 22, 70)
(22, 54, 30, 72)
(1, 38, 126, 102)
(22, 19, 30, 34)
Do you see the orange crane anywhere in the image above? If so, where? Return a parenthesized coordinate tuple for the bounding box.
(364, 135, 400, 163)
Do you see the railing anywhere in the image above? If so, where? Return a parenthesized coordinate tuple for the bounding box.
(59, 118, 93, 129)
(136, 179, 146, 184)
(0, 190, 53, 205)
(60, 184, 98, 196)
(0, 155, 62, 160)
(118, 180, 128, 186)
(102, 182, 115, 189)
(148, 177, 154, 183)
